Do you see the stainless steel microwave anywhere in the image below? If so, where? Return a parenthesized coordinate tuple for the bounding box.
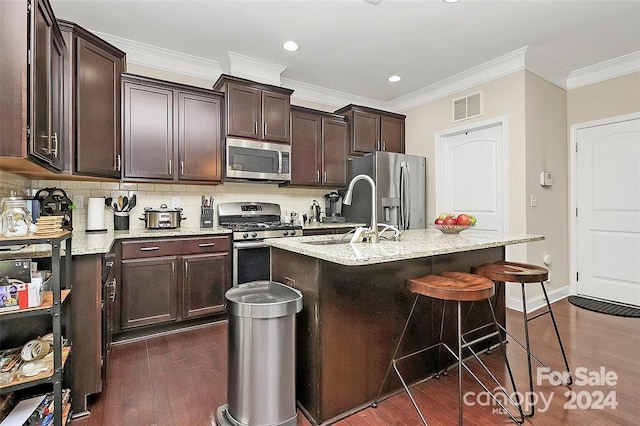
(225, 137, 291, 182)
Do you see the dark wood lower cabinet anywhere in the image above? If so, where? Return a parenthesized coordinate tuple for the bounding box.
(120, 256, 178, 329)
(116, 235, 231, 334)
(182, 253, 229, 318)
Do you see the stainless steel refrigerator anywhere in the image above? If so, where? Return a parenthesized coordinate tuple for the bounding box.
(343, 151, 426, 230)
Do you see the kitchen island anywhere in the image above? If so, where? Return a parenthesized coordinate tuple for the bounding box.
(266, 229, 543, 425)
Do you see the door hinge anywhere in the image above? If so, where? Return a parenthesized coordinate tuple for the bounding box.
(576, 272, 579, 282)
(26, 126, 31, 137)
(576, 208, 578, 217)
(27, 0, 31, 12)
(575, 143, 578, 152)
(100, 357, 104, 367)
(27, 50, 31, 65)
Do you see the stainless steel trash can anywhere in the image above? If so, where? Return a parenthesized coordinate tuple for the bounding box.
(217, 281, 303, 426)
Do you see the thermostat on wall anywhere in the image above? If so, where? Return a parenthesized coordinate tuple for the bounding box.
(540, 171, 553, 186)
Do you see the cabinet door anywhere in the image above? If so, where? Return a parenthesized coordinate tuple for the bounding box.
(75, 38, 123, 178)
(262, 90, 290, 143)
(322, 117, 348, 186)
(178, 91, 222, 182)
(120, 257, 178, 329)
(351, 110, 380, 154)
(227, 82, 260, 140)
(123, 81, 174, 180)
(291, 111, 322, 186)
(182, 252, 230, 319)
(380, 116, 405, 153)
(48, 28, 65, 170)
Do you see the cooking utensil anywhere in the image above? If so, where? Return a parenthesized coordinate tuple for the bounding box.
(105, 197, 113, 210)
(112, 202, 119, 212)
(117, 195, 123, 211)
(128, 194, 137, 211)
(122, 196, 129, 212)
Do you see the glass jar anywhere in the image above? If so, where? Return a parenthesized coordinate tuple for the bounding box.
(1, 196, 32, 237)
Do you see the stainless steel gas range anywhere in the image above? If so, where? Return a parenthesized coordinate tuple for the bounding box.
(217, 202, 303, 286)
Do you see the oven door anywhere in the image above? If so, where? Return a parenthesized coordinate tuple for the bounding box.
(233, 240, 271, 286)
(226, 138, 291, 181)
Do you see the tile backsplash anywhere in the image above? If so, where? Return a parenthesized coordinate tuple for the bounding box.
(31, 179, 335, 231)
(0, 170, 30, 198)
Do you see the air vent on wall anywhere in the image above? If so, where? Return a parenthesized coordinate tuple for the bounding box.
(453, 92, 482, 122)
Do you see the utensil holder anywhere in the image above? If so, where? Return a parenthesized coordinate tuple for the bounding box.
(200, 207, 213, 228)
(114, 212, 130, 231)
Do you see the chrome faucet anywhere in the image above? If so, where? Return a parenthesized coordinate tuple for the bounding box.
(343, 174, 379, 243)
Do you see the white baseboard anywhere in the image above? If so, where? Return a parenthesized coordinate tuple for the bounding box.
(506, 284, 570, 313)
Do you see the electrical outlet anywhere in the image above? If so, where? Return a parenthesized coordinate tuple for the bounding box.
(73, 195, 84, 208)
(530, 194, 537, 207)
(171, 196, 181, 207)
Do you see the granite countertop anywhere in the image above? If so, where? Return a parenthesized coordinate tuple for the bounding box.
(0, 227, 232, 259)
(265, 228, 544, 266)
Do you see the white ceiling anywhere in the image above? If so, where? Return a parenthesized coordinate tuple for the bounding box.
(50, 0, 640, 104)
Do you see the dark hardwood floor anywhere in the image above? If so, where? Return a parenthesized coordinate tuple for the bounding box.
(71, 299, 639, 425)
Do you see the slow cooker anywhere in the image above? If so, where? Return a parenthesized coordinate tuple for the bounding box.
(139, 204, 186, 229)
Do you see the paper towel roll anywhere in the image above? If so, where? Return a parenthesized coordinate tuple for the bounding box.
(87, 197, 106, 231)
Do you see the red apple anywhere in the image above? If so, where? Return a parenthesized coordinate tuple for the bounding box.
(456, 214, 470, 226)
(435, 218, 444, 225)
(443, 216, 457, 226)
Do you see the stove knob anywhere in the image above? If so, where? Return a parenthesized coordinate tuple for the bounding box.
(283, 231, 289, 236)
(251, 232, 258, 238)
(290, 230, 296, 236)
(243, 233, 249, 239)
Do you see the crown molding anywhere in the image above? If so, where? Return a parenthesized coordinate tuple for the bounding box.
(566, 51, 640, 90)
(93, 31, 223, 81)
(386, 47, 529, 112)
(524, 47, 570, 89)
(228, 51, 286, 86)
(282, 77, 385, 110)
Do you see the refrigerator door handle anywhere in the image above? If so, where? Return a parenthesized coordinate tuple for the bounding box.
(399, 162, 405, 229)
(403, 162, 411, 229)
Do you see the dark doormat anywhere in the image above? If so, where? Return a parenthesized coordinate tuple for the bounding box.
(568, 296, 640, 318)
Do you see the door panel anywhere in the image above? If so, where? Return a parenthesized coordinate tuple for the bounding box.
(577, 118, 640, 305)
(32, 0, 52, 163)
(352, 110, 379, 153)
(380, 116, 404, 153)
(439, 124, 504, 233)
(322, 118, 348, 186)
(182, 253, 229, 318)
(178, 92, 222, 181)
(262, 91, 290, 143)
(291, 111, 321, 186)
(123, 82, 173, 179)
(227, 83, 260, 139)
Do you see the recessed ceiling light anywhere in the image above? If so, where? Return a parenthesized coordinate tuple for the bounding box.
(283, 41, 299, 52)
(443, 0, 460, 3)
(388, 75, 401, 83)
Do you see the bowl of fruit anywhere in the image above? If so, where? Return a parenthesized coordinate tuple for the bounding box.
(434, 213, 476, 234)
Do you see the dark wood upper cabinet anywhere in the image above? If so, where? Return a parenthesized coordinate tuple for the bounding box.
(1, 0, 68, 175)
(122, 74, 224, 183)
(213, 74, 293, 144)
(59, 20, 126, 179)
(290, 106, 348, 187)
(335, 104, 406, 156)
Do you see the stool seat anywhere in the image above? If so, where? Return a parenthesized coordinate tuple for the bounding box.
(472, 261, 548, 283)
(407, 272, 494, 301)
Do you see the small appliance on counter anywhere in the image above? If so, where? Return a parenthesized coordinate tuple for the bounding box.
(86, 197, 107, 233)
(322, 192, 345, 223)
(139, 204, 186, 229)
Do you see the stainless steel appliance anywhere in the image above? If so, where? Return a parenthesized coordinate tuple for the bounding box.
(322, 191, 345, 223)
(343, 151, 426, 230)
(225, 137, 291, 182)
(218, 202, 303, 286)
(139, 204, 186, 229)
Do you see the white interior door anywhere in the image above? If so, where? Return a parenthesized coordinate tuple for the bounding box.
(437, 123, 505, 233)
(576, 118, 640, 306)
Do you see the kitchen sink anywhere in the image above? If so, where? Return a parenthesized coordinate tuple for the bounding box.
(302, 239, 350, 246)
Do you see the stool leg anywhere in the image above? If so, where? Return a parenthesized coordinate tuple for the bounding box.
(540, 282, 572, 385)
(521, 283, 535, 417)
(373, 294, 420, 407)
(434, 299, 447, 378)
(457, 301, 463, 426)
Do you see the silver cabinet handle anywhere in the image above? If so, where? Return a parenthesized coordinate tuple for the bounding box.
(168, 159, 172, 175)
(255, 121, 258, 135)
(116, 154, 121, 172)
(264, 122, 268, 136)
(140, 246, 160, 251)
(198, 242, 216, 247)
(324, 170, 327, 182)
(51, 132, 58, 157)
(181, 160, 184, 176)
(382, 140, 386, 151)
(105, 261, 114, 268)
(316, 170, 320, 182)
(377, 140, 381, 151)
(184, 261, 188, 279)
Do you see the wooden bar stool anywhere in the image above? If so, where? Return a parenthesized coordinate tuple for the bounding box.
(472, 261, 572, 417)
(373, 272, 524, 425)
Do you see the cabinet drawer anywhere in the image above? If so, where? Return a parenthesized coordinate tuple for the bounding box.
(121, 236, 230, 259)
(181, 236, 230, 254)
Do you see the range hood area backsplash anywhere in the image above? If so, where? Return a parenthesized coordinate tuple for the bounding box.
(30, 179, 331, 231)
